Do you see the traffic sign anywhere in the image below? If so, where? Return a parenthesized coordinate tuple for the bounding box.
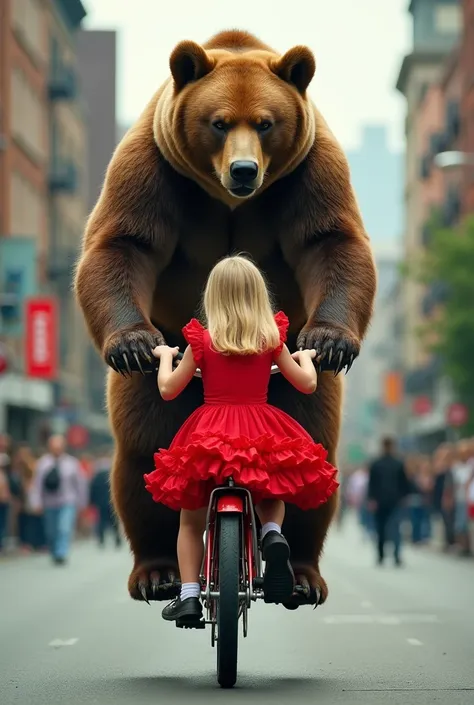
(412, 396, 432, 416)
(446, 403, 469, 427)
(0, 342, 8, 375)
(67, 425, 89, 449)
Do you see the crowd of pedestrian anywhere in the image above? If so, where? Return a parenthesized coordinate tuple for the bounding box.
(0, 433, 121, 563)
(343, 436, 474, 562)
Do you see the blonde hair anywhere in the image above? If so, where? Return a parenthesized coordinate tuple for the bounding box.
(202, 255, 280, 355)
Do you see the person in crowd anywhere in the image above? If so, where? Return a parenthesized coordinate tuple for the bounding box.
(407, 454, 433, 545)
(9, 444, 43, 553)
(89, 449, 122, 548)
(433, 443, 456, 551)
(467, 440, 474, 546)
(346, 465, 373, 540)
(450, 439, 474, 556)
(29, 435, 88, 565)
(77, 452, 95, 537)
(368, 436, 410, 566)
(0, 448, 12, 554)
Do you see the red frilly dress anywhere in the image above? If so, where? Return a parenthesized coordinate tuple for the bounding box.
(144, 312, 339, 511)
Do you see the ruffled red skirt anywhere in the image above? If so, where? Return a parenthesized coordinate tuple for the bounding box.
(144, 403, 339, 511)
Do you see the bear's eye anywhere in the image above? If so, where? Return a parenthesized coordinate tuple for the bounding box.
(257, 120, 273, 133)
(212, 120, 227, 132)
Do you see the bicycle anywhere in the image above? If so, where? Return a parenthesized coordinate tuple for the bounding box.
(160, 352, 320, 689)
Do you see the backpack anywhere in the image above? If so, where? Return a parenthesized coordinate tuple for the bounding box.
(43, 464, 61, 492)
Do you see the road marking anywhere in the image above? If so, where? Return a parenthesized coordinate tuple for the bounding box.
(322, 614, 439, 625)
(49, 638, 79, 648)
(407, 638, 423, 647)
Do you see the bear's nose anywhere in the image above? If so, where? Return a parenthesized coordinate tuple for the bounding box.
(230, 160, 258, 184)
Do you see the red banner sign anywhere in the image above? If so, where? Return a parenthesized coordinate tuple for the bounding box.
(25, 297, 58, 379)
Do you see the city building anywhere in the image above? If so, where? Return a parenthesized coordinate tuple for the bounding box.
(0, 0, 89, 445)
(46, 0, 89, 434)
(340, 125, 403, 466)
(460, 0, 474, 214)
(77, 29, 117, 444)
(346, 125, 403, 255)
(0, 0, 51, 441)
(395, 0, 462, 451)
(341, 253, 400, 466)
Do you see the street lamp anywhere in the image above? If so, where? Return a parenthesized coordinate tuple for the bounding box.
(434, 150, 474, 170)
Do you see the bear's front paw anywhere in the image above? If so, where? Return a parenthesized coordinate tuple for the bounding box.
(297, 325, 359, 375)
(104, 326, 166, 376)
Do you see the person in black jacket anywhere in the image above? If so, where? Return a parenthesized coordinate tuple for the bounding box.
(368, 437, 410, 566)
(89, 452, 122, 548)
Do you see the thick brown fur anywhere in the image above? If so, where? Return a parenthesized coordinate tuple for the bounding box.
(74, 29, 377, 605)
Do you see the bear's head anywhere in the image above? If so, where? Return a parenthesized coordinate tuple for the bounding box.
(153, 36, 316, 205)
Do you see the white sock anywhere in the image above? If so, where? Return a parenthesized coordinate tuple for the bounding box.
(180, 582, 200, 601)
(261, 522, 281, 540)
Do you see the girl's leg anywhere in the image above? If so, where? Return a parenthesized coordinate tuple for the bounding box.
(177, 507, 207, 587)
(255, 498, 294, 604)
(256, 498, 285, 539)
(162, 507, 207, 623)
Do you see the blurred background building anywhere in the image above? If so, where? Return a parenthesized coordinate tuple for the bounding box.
(340, 0, 474, 467)
(0, 0, 116, 449)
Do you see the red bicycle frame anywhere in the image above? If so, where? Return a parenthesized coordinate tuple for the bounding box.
(200, 480, 262, 636)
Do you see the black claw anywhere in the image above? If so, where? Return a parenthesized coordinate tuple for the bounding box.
(334, 351, 344, 376)
(327, 347, 333, 365)
(345, 354, 355, 375)
(110, 356, 119, 373)
(123, 353, 132, 375)
(133, 352, 145, 375)
(313, 587, 322, 609)
(139, 583, 150, 604)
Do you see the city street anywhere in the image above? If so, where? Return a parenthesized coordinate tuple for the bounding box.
(1, 517, 473, 704)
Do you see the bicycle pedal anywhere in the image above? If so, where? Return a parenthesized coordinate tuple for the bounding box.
(176, 619, 206, 630)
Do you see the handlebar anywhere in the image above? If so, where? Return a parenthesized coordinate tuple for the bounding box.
(172, 351, 281, 379)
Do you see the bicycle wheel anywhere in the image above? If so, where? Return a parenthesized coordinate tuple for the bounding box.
(216, 513, 240, 688)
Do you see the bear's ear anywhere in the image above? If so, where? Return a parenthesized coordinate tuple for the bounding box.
(272, 46, 316, 95)
(170, 40, 215, 92)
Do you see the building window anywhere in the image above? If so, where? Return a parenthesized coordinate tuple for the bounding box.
(434, 4, 461, 34)
(10, 171, 43, 240)
(11, 0, 46, 65)
(11, 66, 46, 163)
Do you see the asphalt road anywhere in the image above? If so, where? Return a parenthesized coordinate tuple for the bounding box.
(1, 515, 473, 704)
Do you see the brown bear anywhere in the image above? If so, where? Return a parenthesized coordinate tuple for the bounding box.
(75, 29, 376, 608)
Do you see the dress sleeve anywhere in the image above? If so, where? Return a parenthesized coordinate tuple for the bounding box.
(182, 318, 205, 366)
(273, 311, 289, 358)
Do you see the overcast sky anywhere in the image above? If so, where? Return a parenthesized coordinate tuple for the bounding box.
(82, 0, 411, 151)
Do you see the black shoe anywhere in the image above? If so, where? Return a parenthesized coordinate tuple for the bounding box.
(261, 531, 295, 604)
(53, 556, 66, 565)
(162, 596, 203, 625)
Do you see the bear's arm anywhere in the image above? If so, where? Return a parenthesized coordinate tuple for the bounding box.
(74, 126, 178, 355)
(278, 134, 377, 370)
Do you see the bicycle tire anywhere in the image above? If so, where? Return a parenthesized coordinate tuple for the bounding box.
(216, 513, 240, 688)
